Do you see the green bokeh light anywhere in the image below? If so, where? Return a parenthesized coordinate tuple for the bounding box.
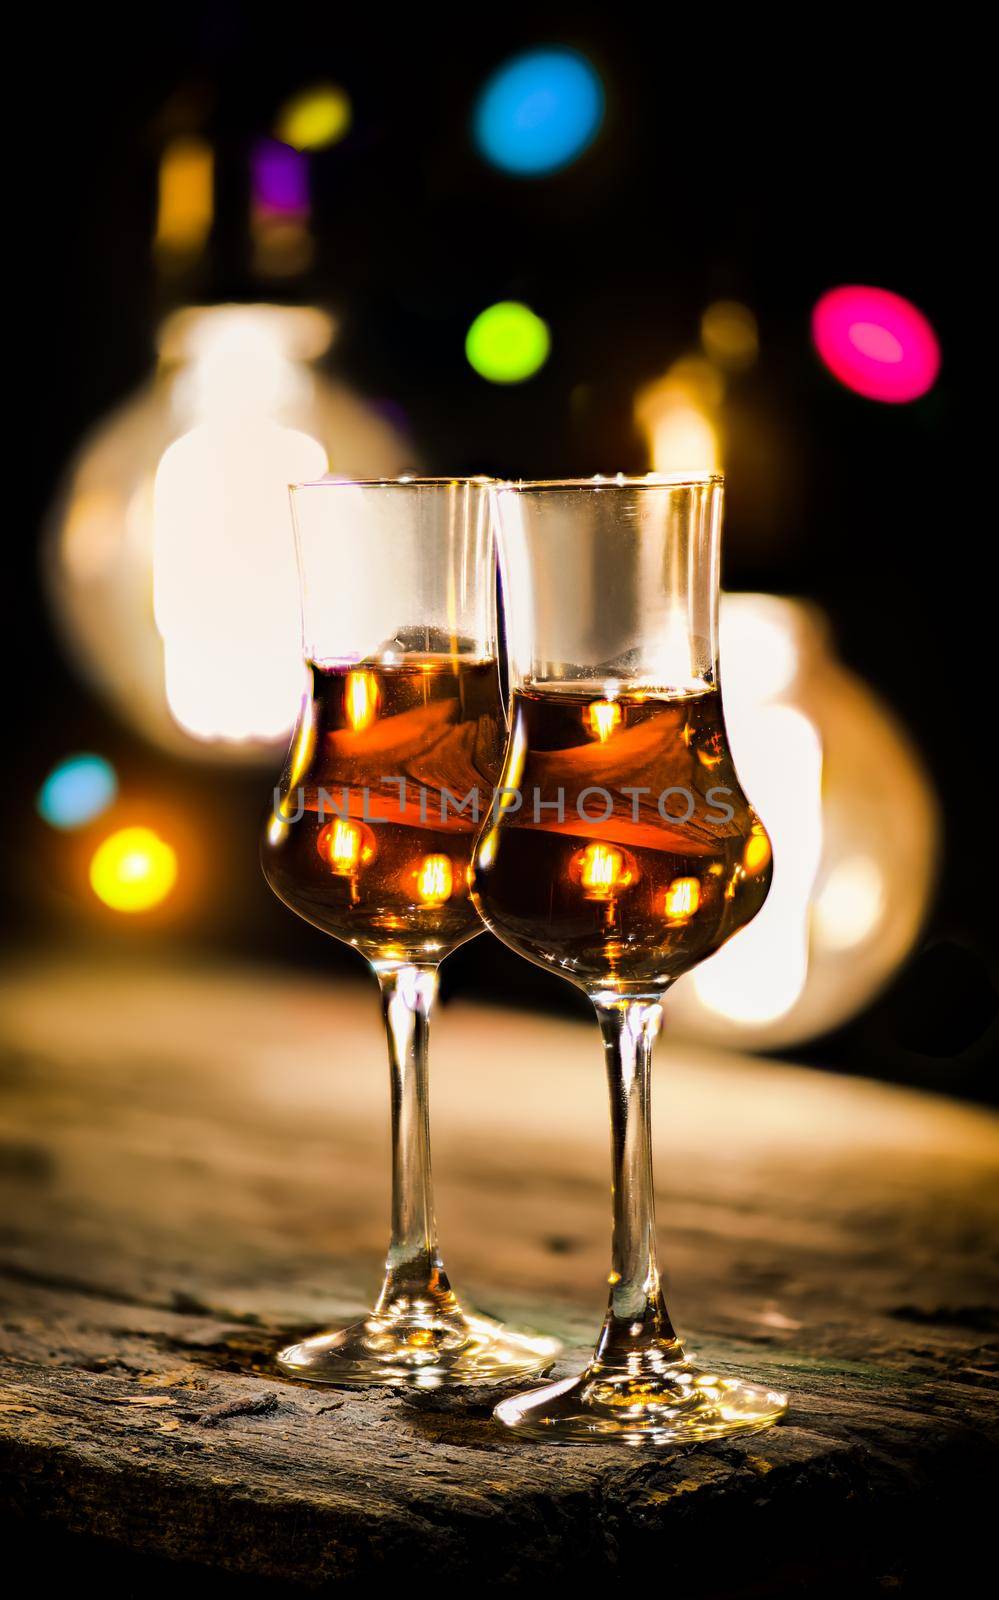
(465, 301, 551, 384)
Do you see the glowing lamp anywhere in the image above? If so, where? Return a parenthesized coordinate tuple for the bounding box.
(89, 826, 177, 913)
(466, 301, 550, 384)
(631, 357, 937, 1049)
(416, 855, 453, 906)
(585, 699, 622, 742)
(812, 285, 940, 402)
(664, 877, 700, 922)
(46, 304, 411, 764)
(318, 818, 374, 874)
(38, 754, 117, 830)
(345, 670, 380, 731)
(473, 48, 604, 176)
(666, 595, 939, 1049)
(572, 841, 635, 900)
(276, 85, 351, 151)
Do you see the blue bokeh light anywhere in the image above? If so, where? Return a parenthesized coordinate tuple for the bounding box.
(474, 49, 604, 176)
(37, 754, 118, 831)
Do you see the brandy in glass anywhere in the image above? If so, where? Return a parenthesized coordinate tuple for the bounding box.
(263, 477, 557, 1386)
(472, 475, 788, 1442)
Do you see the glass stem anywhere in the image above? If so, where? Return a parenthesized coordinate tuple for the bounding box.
(592, 996, 682, 1371)
(373, 963, 456, 1318)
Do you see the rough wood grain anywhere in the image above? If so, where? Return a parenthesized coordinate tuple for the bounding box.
(1, 959, 997, 1594)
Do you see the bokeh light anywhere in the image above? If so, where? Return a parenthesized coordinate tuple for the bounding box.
(251, 140, 313, 276)
(89, 826, 178, 913)
(153, 308, 328, 742)
(474, 48, 604, 176)
(465, 301, 550, 383)
(635, 359, 721, 474)
(701, 301, 759, 371)
(812, 285, 940, 402)
(276, 85, 352, 151)
(48, 300, 409, 765)
(252, 139, 309, 215)
(155, 137, 213, 262)
(813, 855, 886, 951)
(37, 754, 118, 831)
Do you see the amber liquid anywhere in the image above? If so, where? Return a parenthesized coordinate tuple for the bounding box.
(262, 657, 504, 961)
(470, 685, 772, 992)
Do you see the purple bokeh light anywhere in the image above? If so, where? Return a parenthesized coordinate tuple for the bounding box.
(251, 139, 310, 217)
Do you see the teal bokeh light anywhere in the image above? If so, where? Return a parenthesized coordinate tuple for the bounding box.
(474, 49, 604, 176)
(37, 754, 118, 830)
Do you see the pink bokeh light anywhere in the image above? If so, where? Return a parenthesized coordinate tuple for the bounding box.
(811, 285, 940, 403)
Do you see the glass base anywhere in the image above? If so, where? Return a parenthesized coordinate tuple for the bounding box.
(277, 1306, 560, 1389)
(493, 1360, 787, 1445)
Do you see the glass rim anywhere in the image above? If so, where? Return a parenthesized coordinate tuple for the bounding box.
(289, 473, 723, 493)
(497, 472, 724, 492)
(289, 475, 496, 493)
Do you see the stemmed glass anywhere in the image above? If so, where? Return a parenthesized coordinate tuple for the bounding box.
(471, 475, 788, 1442)
(262, 477, 557, 1386)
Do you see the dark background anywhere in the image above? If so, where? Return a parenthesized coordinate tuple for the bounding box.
(13, 11, 994, 1097)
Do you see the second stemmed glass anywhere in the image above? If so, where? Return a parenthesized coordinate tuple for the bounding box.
(262, 477, 557, 1387)
(472, 475, 788, 1443)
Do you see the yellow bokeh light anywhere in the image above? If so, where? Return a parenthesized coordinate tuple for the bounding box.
(276, 85, 352, 151)
(345, 669, 380, 732)
(89, 826, 178, 913)
(585, 699, 622, 742)
(635, 362, 721, 475)
(155, 138, 213, 259)
(416, 854, 453, 906)
(701, 300, 759, 371)
(664, 876, 700, 921)
(663, 355, 725, 408)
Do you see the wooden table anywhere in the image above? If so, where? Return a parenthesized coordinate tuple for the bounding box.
(1, 959, 997, 1593)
